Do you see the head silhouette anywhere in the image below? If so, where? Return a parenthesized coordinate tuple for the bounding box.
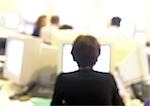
(71, 35, 101, 67)
(51, 15, 60, 26)
(111, 17, 121, 27)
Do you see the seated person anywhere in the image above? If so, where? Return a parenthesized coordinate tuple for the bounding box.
(51, 35, 124, 105)
(32, 15, 47, 37)
(59, 24, 73, 29)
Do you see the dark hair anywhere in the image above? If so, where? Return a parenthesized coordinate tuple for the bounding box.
(32, 15, 47, 37)
(35, 15, 47, 29)
(59, 24, 73, 29)
(111, 17, 121, 27)
(71, 35, 101, 67)
(51, 16, 59, 24)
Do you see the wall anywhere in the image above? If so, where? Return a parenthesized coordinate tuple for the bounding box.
(146, 0, 150, 41)
(0, 0, 17, 13)
(0, 0, 53, 22)
(16, 0, 53, 21)
(0, 0, 149, 38)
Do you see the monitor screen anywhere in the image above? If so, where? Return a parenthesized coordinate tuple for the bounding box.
(2, 13, 21, 29)
(5, 40, 24, 76)
(62, 44, 110, 73)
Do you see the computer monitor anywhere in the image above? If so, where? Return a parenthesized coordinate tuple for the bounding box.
(62, 44, 111, 73)
(117, 45, 148, 86)
(3, 35, 58, 86)
(1, 12, 21, 29)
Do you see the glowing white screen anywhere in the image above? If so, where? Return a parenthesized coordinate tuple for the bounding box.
(5, 40, 24, 76)
(2, 13, 20, 29)
(62, 44, 110, 73)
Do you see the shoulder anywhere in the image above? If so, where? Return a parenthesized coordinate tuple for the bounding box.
(40, 26, 52, 36)
(93, 71, 115, 81)
(101, 72, 115, 81)
(32, 27, 40, 36)
(58, 71, 78, 78)
(95, 72, 118, 89)
(100, 72, 118, 87)
(41, 26, 51, 31)
(33, 27, 39, 33)
(56, 71, 79, 81)
(93, 71, 112, 76)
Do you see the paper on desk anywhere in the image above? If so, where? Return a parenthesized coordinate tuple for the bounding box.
(31, 98, 51, 106)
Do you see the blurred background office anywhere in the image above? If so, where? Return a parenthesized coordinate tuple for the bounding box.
(0, 0, 149, 39)
(0, 0, 150, 106)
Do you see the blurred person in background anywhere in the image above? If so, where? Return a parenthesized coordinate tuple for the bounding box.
(40, 15, 60, 44)
(32, 15, 47, 37)
(103, 16, 123, 37)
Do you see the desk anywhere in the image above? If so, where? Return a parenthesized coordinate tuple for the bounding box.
(145, 47, 150, 55)
(0, 79, 144, 106)
(0, 28, 19, 39)
(0, 55, 6, 62)
(0, 80, 51, 106)
(0, 80, 33, 106)
(0, 62, 4, 69)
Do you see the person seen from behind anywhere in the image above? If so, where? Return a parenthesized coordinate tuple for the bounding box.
(51, 35, 124, 105)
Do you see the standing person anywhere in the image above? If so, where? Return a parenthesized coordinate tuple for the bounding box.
(40, 15, 60, 44)
(111, 16, 121, 27)
(51, 35, 124, 105)
(32, 15, 47, 37)
(103, 16, 123, 37)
